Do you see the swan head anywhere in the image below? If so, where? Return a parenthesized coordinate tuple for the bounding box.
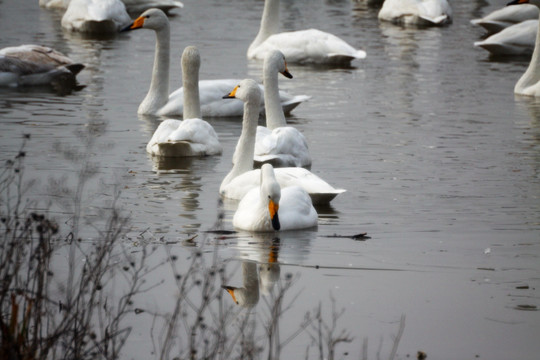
(508, 0, 540, 7)
(222, 78, 262, 105)
(181, 46, 200, 74)
(264, 50, 292, 79)
(260, 164, 281, 231)
(122, 8, 169, 32)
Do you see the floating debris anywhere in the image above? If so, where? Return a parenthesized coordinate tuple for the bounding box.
(322, 232, 371, 240)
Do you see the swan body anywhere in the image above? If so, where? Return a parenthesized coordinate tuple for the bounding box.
(253, 50, 311, 169)
(62, 0, 131, 33)
(40, 0, 183, 13)
(471, 4, 538, 35)
(233, 164, 317, 232)
(220, 79, 345, 205)
(474, 19, 537, 56)
(161, 79, 310, 117)
(248, 0, 366, 66)
(0, 45, 84, 90)
(378, 0, 452, 26)
(146, 46, 221, 157)
(508, 0, 540, 96)
(124, 8, 308, 117)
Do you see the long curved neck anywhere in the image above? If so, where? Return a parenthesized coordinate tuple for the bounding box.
(249, 0, 280, 52)
(264, 65, 286, 130)
(223, 96, 260, 184)
(182, 58, 201, 120)
(516, 10, 540, 93)
(140, 25, 170, 113)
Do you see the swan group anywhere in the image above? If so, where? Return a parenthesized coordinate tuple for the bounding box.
(123, 8, 309, 117)
(220, 79, 345, 206)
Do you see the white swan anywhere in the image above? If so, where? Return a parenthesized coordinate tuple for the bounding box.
(61, 0, 132, 33)
(146, 46, 222, 157)
(378, 0, 452, 26)
(508, 0, 540, 96)
(233, 164, 317, 232)
(248, 0, 366, 66)
(40, 0, 183, 13)
(471, 4, 538, 35)
(253, 50, 311, 169)
(474, 19, 537, 56)
(123, 8, 309, 117)
(0, 44, 84, 90)
(220, 79, 345, 205)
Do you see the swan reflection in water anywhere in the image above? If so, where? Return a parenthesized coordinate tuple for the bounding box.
(222, 230, 315, 308)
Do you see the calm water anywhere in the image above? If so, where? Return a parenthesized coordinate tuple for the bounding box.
(1, 0, 539, 359)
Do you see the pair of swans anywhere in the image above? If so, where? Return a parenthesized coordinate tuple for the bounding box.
(471, 4, 538, 35)
(474, 19, 538, 56)
(0, 44, 84, 92)
(124, 8, 308, 117)
(508, 0, 540, 96)
(248, 0, 366, 66)
(61, 0, 132, 33)
(221, 79, 344, 231)
(378, 0, 452, 26)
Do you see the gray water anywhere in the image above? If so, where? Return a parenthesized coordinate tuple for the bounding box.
(1, 0, 539, 359)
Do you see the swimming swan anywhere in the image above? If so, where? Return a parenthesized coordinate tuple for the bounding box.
(123, 8, 308, 116)
(378, 0, 452, 26)
(474, 19, 537, 56)
(40, 0, 183, 13)
(0, 44, 84, 90)
(146, 46, 222, 157)
(508, 0, 540, 96)
(248, 0, 366, 66)
(253, 50, 311, 169)
(471, 4, 538, 35)
(220, 79, 345, 205)
(62, 0, 132, 33)
(233, 164, 318, 232)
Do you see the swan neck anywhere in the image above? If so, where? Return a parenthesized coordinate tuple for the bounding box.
(517, 12, 540, 91)
(228, 97, 260, 179)
(251, 0, 280, 50)
(182, 57, 201, 120)
(142, 25, 170, 112)
(264, 65, 286, 129)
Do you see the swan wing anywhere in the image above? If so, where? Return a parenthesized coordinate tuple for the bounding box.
(474, 19, 538, 55)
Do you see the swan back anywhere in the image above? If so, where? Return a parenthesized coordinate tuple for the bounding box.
(62, 0, 131, 33)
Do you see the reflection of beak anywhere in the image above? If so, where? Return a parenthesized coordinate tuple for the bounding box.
(223, 85, 239, 99)
(222, 286, 239, 304)
(269, 199, 280, 231)
(121, 16, 144, 32)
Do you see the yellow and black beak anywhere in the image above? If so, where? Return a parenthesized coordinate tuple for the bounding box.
(507, 0, 530, 5)
(280, 62, 293, 79)
(121, 15, 145, 32)
(269, 199, 280, 231)
(222, 285, 239, 304)
(223, 85, 239, 99)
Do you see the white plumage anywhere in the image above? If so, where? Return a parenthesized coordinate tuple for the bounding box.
(471, 4, 538, 35)
(248, 0, 366, 66)
(220, 79, 345, 205)
(474, 19, 537, 56)
(146, 46, 222, 157)
(124, 8, 308, 117)
(378, 0, 452, 26)
(61, 0, 132, 33)
(233, 164, 317, 232)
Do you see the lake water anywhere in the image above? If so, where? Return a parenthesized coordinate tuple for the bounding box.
(1, 0, 539, 359)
